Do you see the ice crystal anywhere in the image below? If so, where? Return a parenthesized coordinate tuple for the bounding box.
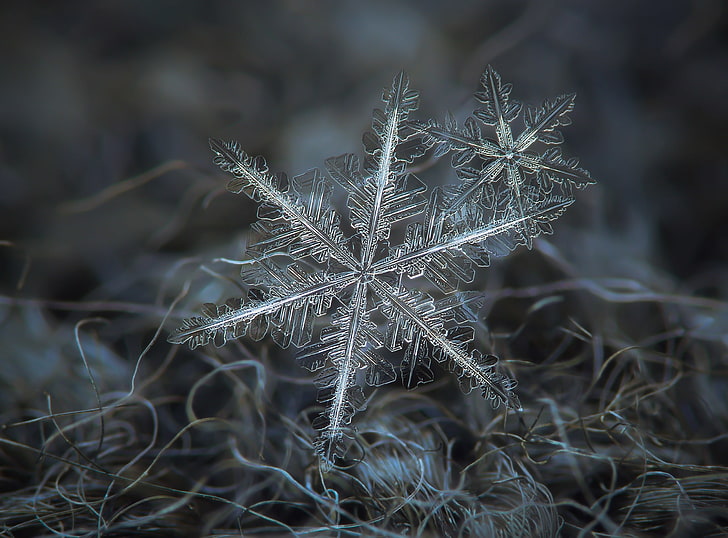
(169, 67, 594, 469)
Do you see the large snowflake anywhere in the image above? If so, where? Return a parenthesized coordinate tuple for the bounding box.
(169, 67, 593, 469)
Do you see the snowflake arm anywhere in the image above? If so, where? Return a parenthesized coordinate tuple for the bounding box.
(298, 281, 392, 470)
(169, 264, 355, 349)
(373, 191, 574, 289)
(334, 72, 426, 267)
(209, 138, 360, 268)
(372, 280, 520, 409)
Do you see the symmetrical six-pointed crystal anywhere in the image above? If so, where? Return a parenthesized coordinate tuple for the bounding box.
(169, 67, 593, 469)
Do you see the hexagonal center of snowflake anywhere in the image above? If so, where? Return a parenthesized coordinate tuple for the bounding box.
(357, 270, 375, 284)
(505, 151, 514, 160)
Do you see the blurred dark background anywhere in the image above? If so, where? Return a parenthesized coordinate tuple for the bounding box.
(1, 0, 726, 305)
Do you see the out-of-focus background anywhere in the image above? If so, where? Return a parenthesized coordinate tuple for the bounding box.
(1, 1, 727, 536)
(2, 0, 726, 294)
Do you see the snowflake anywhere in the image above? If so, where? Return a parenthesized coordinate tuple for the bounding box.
(169, 67, 594, 469)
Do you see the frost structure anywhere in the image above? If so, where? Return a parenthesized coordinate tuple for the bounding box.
(169, 67, 594, 469)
